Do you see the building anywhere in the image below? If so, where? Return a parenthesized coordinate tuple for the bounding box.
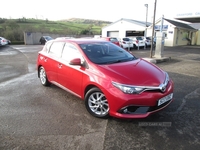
(189, 23, 200, 45)
(147, 18, 197, 46)
(102, 17, 199, 47)
(101, 18, 151, 40)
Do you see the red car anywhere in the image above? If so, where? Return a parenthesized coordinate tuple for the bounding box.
(37, 39, 174, 119)
(100, 37, 120, 46)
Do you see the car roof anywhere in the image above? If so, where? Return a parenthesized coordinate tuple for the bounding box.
(52, 38, 109, 44)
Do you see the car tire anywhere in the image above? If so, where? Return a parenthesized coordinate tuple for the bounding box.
(85, 87, 109, 118)
(133, 44, 136, 49)
(39, 66, 51, 86)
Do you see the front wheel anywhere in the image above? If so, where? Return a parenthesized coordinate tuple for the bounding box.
(85, 87, 109, 118)
(39, 66, 51, 86)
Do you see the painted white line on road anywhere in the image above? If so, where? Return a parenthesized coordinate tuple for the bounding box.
(0, 72, 36, 87)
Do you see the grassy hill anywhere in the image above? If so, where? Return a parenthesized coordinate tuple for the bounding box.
(0, 18, 111, 42)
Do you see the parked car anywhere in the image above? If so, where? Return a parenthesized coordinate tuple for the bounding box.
(119, 37, 134, 49)
(130, 36, 145, 49)
(142, 36, 152, 47)
(100, 37, 120, 46)
(39, 36, 53, 45)
(37, 39, 174, 119)
(0, 37, 9, 46)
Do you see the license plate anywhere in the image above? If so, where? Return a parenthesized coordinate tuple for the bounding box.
(158, 93, 173, 106)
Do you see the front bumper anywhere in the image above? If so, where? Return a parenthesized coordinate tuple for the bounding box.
(107, 80, 174, 119)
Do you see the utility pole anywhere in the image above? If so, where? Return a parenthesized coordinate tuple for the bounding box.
(150, 0, 157, 58)
(144, 4, 148, 37)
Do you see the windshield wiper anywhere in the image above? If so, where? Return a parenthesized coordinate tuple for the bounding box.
(106, 58, 133, 64)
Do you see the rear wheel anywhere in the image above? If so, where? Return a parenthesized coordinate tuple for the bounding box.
(85, 87, 109, 118)
(39, 66, 51, 86)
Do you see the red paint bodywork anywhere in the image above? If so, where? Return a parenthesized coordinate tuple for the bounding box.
(37, 39, 174, 119)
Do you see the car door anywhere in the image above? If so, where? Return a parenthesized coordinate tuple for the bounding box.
(57, 43, 84, 97)
(45, 41, 64, 83)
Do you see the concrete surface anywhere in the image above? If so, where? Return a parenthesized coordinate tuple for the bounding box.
(0, 45, 200, 150)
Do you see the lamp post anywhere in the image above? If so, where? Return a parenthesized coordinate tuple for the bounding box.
(150, 0, 157, 58)
(144, 4, 148, 37)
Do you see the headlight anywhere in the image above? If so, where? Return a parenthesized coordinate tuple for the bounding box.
(112, 72, 170, 94)
(112, 81, 145, 94)
(164, 72, 169, 85)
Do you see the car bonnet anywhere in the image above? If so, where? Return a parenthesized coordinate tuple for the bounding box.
(97, 58, 165, 86)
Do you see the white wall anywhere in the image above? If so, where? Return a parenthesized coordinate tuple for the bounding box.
(196, 30, 200, 45)
(102, 20, 145, 39)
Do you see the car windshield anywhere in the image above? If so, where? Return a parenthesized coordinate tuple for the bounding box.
(123, 38, 131, 41)
(110, 38, 118, 42)
(45, 36, 53, 41)
(136, 37, 143, 40)
(80, 42, 137, 64)
(146, 37, 151, 40)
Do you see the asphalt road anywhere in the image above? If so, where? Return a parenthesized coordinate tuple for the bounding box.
(0, 45, 200, 150)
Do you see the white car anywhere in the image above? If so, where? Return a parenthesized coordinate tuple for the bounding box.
(130, 36, 145, 49)
(119, 37, 133, 49)
(0, 37, 9, 46)
(142, 37, 152, 47)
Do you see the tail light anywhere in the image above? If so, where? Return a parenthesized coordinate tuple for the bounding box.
(136, 40, 139, 44)
(123, 41, 126, 44)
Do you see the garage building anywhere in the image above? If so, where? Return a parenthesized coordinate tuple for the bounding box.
(102, 17, 199, 47)
(101, 18, 151, 40)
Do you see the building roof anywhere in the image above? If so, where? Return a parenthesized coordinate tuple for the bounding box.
(102, 18, 152, 29)
(164, 18, 197, 30)
(189, 23, 200, 29)
(121, 18, 152, 27)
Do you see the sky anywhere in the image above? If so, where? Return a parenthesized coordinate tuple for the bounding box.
(1, 0, 199, 22)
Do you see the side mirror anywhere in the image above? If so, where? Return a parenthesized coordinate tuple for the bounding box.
(69, 58, 82, 66)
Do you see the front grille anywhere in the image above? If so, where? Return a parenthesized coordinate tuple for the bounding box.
(148, 100, 171, 112)
(118, 100, 172, 115)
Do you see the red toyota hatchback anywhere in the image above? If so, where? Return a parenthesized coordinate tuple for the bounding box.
(37, 39, 174, 119)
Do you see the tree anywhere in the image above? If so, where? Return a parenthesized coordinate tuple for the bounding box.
(80, 29, 90, 35)
(5, 20, 20, 30)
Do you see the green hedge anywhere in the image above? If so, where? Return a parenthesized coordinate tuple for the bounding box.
(10, 41, 25, 45)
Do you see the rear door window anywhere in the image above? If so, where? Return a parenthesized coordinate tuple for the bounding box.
(49, 42, 64, 57)
(62, 43, 83, 62)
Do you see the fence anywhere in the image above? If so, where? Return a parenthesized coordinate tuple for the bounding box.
(24, 32, 94, 45)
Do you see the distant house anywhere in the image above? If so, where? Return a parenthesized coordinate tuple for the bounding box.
(189, 23, 200, 45)
(101, 18, 151, 39)
(147, 18, 197, 46)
